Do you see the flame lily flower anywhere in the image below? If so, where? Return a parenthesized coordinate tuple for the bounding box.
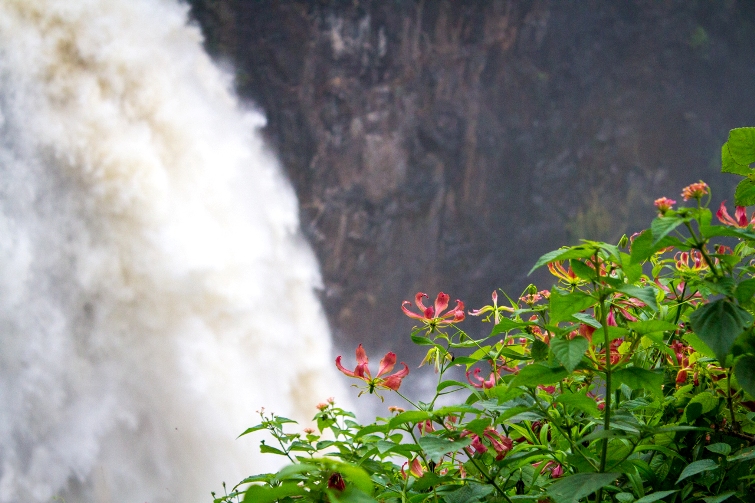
(466, 368, 497, 389)
(717, 201, 755, 228)
(402, 292, 465, 329)
(547, 261, 585, 286)
(335, 344, 409, 399)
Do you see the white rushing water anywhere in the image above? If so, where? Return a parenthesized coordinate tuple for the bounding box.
(0, 0, 347, 501)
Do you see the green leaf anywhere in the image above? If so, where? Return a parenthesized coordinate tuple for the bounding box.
(570, 258, 597, 281)
(705, 443, 732, 456)
(259, 444, 286, 456)
(550, 290, 596, 324)
(684, 391, 719, 422)
(490, 318, 530, 336)
(572, 312, 602, 328)
(651, 216, 684, 246)
(734, 354, 755, 398)
(628, 320, 678, 335)
(509, 363, 569, 389)
(630, 230, 683, 264)
(722, 142, 752, 175)
(611, 367, 663, 397)
(335, 463, 376, 495)
(702, 491, 736, 503)
(735, 278, 755, 304)
(529, 245, 599, 274)
(634, 490, 678, 503)
(531, 338, 549, 361)
(727, 445, 755, 463)
(735, 178, 755, 207)
(441, 483, 494, 503)
(418, 436, 472, 464)
(727, 127, 755, 165)
(615, 284, 658, 312)
(550, 336, 589, 372)
(237, 424, 267, 438)
(242, 482, 306, 503)
(676, 458, 718, 484)
(546, 472, 620, 503)
(682, 331, 716, 358)
(556, 391, 600, 417)
(389, 411, 432, 428)
(689, 299, 753, 363)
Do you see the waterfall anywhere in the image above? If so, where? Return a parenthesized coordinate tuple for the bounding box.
(0, 0, 345, 501)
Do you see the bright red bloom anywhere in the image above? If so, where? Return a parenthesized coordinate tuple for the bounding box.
(402, 292, 465, 327)
(681, 181, 709, 201)
(335, 344, 409, 397)
(327, 472, 345, 491)
(717, 201, 755, 228)
(654, 197, 677, 215)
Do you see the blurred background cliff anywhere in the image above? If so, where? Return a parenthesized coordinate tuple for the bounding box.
(186, 0, 755, 361)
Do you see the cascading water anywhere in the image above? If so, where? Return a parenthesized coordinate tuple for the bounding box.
(0, 0, 347, 501)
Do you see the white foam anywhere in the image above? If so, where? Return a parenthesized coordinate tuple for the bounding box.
(0, 0, 346, 501)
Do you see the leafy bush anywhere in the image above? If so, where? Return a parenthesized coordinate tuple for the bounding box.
(214, 129, 755, 503)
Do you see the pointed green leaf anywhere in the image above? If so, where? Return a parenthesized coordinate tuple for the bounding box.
(689, 299, 753, 363)
(630, 230, 684, 264)
(628, 320, 678, 335)
(702, 491, 736, 503)
(676, 458, 718, 484)
(705, 443, 732, 456)
(529, 245, 599, 274)
(734, 354, 755, 398)
(389, 411, 432, 428)
(615, 284, 658, 312)
(546, 472, 620, 503)
(735, 279, 755, 304)
(722, 142, 751, 175)
(572, 312, 601, 328)
(634, 490, 678, 503)
(550, 336, 589, 372)
(243, 482, 306, 503)
(556, 391, 600, 417)
(418, 436, 472, 464)
(611, 367, 663, 398)
(735, 178, 755, 207)
(509, 363, 569, 389)
(727, 127, 755, 165)
(550, 290, 596, 323)
(651, 216, 684, 245)
(531, 338, 549, 361)
(490, 318, 530, 336)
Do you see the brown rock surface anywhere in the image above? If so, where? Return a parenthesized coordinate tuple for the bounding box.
(188, 0, 755, 362)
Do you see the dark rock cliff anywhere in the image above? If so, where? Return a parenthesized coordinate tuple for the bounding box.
(187, 0, 755, 361)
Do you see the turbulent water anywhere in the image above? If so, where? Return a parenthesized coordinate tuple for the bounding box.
(0, 0, 346, 501)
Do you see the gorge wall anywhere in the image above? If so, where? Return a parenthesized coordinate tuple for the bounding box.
(188, 0, 755, 361)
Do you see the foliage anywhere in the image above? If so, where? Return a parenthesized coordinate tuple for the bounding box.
(215, 129, 755, 503)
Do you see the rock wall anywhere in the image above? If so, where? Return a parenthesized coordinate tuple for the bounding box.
(187, 0, 755, 361)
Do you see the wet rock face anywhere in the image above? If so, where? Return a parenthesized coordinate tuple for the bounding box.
(189, 0, 755, 358)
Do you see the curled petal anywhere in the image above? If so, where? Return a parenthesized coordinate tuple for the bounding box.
(376, 351, 397, 377)
(402, 301, 426, 320)
(381, 362, 409, 390)
(335, 356, 356, 377)
(415, 292, 430, 312)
